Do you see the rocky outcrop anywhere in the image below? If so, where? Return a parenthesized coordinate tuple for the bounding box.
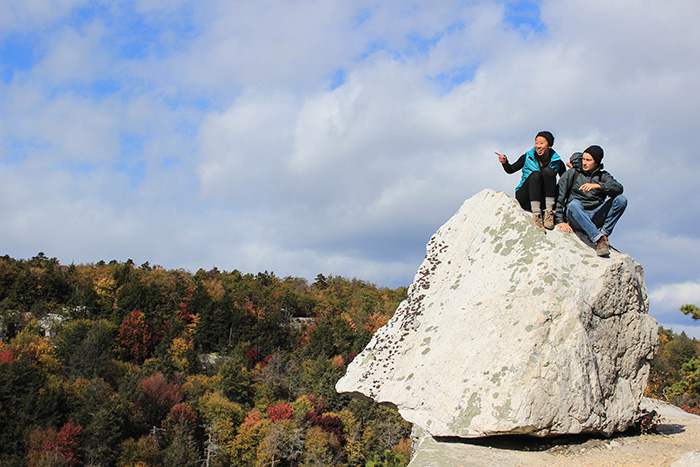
(336, 189, 658, 438)
(407, 399, 700, 467)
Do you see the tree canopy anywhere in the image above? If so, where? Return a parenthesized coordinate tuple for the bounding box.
(0, 254, 410, 467)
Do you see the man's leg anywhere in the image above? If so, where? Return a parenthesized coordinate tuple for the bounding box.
(566, 200, 604, 243)
(591, 195, 628, 237)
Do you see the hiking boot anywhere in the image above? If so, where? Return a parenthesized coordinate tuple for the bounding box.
(531, 212, 544, 229)
(543, 209, 555, 230)
(596, 236, 610, 257)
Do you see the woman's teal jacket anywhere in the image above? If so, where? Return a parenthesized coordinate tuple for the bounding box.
(512, 147, 565, 191)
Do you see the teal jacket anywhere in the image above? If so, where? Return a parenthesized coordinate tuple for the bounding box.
(502, 148, 566, 191)
(554, 153, 624, 224)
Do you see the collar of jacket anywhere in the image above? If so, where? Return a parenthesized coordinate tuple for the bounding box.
(581, 162, 604, 176)
(525, 147, 562, 165)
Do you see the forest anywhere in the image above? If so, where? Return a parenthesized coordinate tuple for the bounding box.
(1, 253, 699, 467)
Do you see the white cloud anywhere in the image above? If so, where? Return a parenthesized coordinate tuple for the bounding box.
(620, 230, 700, 287)
(1, 0, 700, 297)
(650, 281, 700, 309)
(35, 23, 107, 82)
(0, 0, 86, 37)
(172, 0, 360, 93)
(647, 280, 700, 337)
(196, 91, 298, 202)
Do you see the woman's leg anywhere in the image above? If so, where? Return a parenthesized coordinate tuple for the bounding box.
(526, 171, 543, 213)
(515, 180, 532, 212)
(516, 174, 544, 228)
(541, 167, 557, 229)
(541, 167, 557, 211)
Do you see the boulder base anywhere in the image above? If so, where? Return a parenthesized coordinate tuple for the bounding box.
(336, 189, 658, 438)
(407, 399, 700, 467)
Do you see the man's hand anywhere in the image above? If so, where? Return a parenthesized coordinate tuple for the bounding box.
(579, 182, 601, 193)
(557, 222, 572, 232)
(495, 152, 507, 164)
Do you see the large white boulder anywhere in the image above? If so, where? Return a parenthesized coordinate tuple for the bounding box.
(336, 189, 658, 438)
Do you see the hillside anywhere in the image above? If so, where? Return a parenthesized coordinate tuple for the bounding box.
(0, 253, 411, 467)
(1, 253, 699, 467)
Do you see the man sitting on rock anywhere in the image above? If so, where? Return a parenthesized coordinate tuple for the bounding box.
(555, 145, 627, 257)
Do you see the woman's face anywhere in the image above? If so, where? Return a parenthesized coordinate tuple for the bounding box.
(534, 136, 550, 156)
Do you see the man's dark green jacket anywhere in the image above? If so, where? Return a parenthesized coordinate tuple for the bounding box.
(554, 153, 624, 225)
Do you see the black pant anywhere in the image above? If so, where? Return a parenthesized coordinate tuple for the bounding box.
(515, 168, 557, 212)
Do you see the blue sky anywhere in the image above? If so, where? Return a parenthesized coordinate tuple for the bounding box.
(2, 0, 700, 337)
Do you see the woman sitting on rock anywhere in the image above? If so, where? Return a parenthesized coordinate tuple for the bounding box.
(496, 131, 566, 229)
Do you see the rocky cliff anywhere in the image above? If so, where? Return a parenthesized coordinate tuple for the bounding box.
(336, 189, 658, 439)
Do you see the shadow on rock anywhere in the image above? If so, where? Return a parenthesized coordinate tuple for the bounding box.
(432, 423, 677, 453)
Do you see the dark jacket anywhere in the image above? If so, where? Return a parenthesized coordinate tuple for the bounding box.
(554, 153, 624, 224)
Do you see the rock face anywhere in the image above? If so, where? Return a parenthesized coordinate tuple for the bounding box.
(336, 189, 658, 438)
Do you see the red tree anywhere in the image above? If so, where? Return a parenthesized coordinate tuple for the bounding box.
(167, 402, 198, 426)
(140, 373, 183, 427)
(246, 347, 261, 365)
(117, 310, 165, 361)
(268, 403, 294, 422)
(28, 421, 82, 467)
(304, 412, 345, 444)
(0, 349, 13, 364)
(141, 373, 182, 408)
(163, 402, 198, 439)
(49, 421, 82, 466)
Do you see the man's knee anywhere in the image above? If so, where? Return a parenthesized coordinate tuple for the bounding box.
(613, 195, 628, 209)
(565, 200, 585, 225)
(567, 199, 584, 212)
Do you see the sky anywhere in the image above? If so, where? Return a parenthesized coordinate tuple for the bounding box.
(1, 0, 699, 337)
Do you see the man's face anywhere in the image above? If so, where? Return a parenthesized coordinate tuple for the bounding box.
(582, 152, 597, 172)
(534, 136, 549, 156)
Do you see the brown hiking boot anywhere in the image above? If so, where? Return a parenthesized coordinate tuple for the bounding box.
(531, 212, 544, 229)
(543, 209, 554, 230)
(596, 236, 610, 257)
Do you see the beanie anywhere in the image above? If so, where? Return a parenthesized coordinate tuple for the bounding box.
(536, 131, 554, 147)
(584, 145, 604, 164)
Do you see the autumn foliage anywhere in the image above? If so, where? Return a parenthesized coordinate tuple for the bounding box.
(304, 410, 346, 445)
(5, 254, 699, 467)
(268, 403, 294, 422)
(26, 421, 82, 467)
(117, 310, 166, 362)
(0, 254, 412, 466)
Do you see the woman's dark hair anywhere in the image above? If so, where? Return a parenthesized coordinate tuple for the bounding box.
(536, 131, 554, 147)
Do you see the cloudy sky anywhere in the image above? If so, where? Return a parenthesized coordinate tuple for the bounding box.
(2, 0, 699, 337)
